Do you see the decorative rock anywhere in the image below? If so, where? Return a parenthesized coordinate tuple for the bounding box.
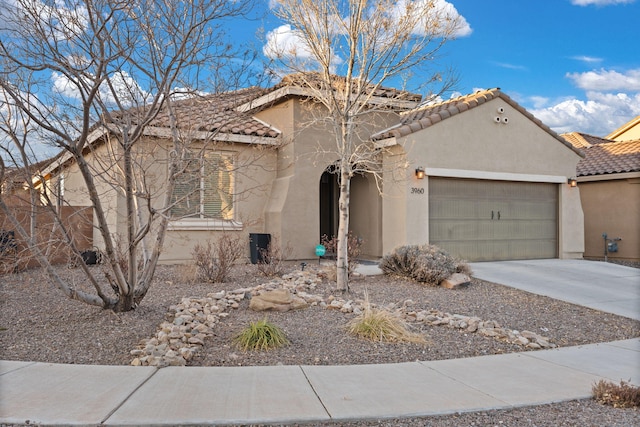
(440, 273, 471, 289)
(249, 289, 309, 312)
(131, 266, 557, 367)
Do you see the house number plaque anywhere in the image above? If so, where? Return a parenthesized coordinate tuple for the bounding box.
(411, 187, 425, 194)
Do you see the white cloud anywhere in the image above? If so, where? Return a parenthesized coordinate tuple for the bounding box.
(52, 69, 147, 107)
(388, 0, 472, 38)
(263, 24, 312, 60)
(0, 84, 60, 162)
(433, 0, 473, 37)
(571, 0, 635, 6)
(570, 55, 603, 64)
(492, 61, 528, 71)
(566, 68, 640, 91)
(533, 67, 640, 135)
(1, 0, 89, 41)
(264, 1, 472, 64)
(529, 95, 550, 109)
(530, 91, 640, 136)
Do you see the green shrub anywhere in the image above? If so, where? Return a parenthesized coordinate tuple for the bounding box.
(592, 380, 640, 408)
(379, 244, 471, 286)
(233, 319, 290, 351)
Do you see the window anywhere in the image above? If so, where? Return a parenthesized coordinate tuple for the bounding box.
(56, 174, 65, 209)
(170, 151, 234, 221)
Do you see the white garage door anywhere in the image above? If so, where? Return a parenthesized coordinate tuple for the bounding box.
(429, 178, 558, 261)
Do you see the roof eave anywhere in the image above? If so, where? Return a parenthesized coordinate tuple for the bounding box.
(577, 171, 640, 182)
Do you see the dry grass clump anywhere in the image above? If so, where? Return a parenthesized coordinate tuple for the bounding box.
(592, 380, 640, 408)
(233, 319, 290, 352)
(379, 244, 471, 286)
(348, 296, 426, 344)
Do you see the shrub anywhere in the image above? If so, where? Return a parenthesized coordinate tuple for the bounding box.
(378, 244, 471, 286)
(233, 319, 290, 351)
(321, 231, 362, 276)
(256, 237, 293, 277)
(192, 234, 245, 283)
(348, 295, 426, 344)
(592, 380, 640, 408)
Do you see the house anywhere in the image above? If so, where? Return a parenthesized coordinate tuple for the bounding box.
(35, 77, 586, 263)
(606, 115, 640, 141)
(1, 159, 93, 270)
(562, 129, 640, 262)
(372, 89, 585, 262)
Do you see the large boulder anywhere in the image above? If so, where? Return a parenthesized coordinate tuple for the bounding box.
(249, 289, 309, 312)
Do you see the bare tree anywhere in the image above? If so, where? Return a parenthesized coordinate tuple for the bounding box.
(266, 0, 465, 291)
(0, 0, 261, 311)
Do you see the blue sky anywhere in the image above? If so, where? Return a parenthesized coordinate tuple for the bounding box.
(2, 0, 639, 163)
(254, 0, 640, 137)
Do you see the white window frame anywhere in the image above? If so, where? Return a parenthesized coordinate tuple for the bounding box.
(169, 150, 241, 230)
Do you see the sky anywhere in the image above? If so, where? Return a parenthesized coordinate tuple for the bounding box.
(2, 0, 640, 163)
(253, 0, 640, 137)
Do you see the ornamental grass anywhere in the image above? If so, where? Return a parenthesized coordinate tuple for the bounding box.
(347, 293, 426, 344)
(233, 319, 290, 352)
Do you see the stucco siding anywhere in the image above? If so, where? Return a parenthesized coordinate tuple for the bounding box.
(405, 99, 579, 178)
(579, 178, 640, 261)
(386, 98, 584, 260)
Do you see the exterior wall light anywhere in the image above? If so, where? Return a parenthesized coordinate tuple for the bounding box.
(415, 167, 425, 179)
(568, 178, 577, 187)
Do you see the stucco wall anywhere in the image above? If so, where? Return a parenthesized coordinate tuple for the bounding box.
(579, 177, 640, 261)
(385, 97, 585, 259)
(160, 142, 278, 263)
(257, 99, 401, 259)
(55, 134, 278, 264)
(58, 142, 121, 251)
(611, 123, 640, 141)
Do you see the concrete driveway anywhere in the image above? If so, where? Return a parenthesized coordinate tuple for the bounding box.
(469, 259, 640, 321)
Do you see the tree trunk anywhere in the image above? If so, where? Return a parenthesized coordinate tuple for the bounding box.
(112, 291, 136, 312)
(335, 166, 351, 292)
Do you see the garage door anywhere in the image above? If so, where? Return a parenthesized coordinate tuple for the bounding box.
(429, 178, 558, 261)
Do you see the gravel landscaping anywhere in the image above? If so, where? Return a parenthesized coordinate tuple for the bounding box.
(1, 261, 639, 426)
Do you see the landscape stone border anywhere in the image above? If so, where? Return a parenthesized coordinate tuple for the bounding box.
(130, 268, 555, 367)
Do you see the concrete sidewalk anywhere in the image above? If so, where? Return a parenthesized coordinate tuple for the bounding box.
(1, 339, 639, 426)
(2, 259, 639, 426)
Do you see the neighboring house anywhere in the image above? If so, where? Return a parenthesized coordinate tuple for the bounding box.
(606, 115, 640, 141)
(563, 130, 640, 262)
(1, 159, 93, 270)
(35, 78, 586, 263)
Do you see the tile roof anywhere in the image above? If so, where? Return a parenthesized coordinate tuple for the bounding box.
(560, 132, 610, 149)
(274, 72, 422, 103)
(371, 88, 582, 157)
(574, 139, 640, 177)
(562, 132, 640, 176)
(107, 87, 280, 138)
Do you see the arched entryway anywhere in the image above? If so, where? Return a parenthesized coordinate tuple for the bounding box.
(319, 168, 338, 241)
(318, 166, 382, 258)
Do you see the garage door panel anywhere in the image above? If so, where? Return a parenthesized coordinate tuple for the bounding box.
(429, 178, 558, 261)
